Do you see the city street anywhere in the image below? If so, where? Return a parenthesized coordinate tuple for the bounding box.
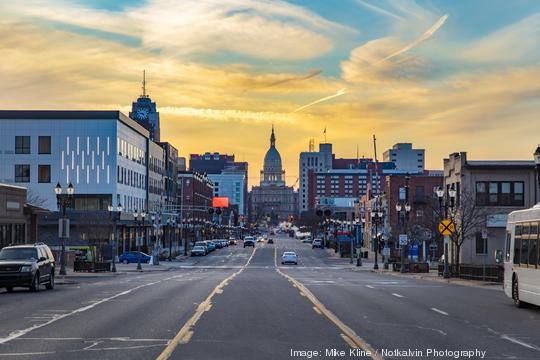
(1, 235, 540, 359)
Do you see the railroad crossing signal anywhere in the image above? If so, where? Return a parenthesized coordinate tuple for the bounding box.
(438, 219, 455, 235)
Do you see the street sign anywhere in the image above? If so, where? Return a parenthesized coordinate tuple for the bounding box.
(382, 247, 390, 256)
(438, 219, 455, 235)
(399, 234, 408, 245)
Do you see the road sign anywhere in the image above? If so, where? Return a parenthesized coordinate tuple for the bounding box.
(382, 247, 390, 256)
(399, 234, 408, 245)
(438, 219, 455, 235)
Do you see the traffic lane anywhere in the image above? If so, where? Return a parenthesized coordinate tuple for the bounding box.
(182, 243, 253, 268)
(168, 270, 349, 360)
(0, 271, 178, 339)
(282, 268, 540, 359)
(0, 267, 240, 360)
(275, 236, 351, 268)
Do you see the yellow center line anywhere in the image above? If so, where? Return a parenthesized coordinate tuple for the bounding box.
(273, 246, 382, 360)
(155, 247, 257, 360)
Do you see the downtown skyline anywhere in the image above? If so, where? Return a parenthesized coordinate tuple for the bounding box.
(2, 0, 540, 186)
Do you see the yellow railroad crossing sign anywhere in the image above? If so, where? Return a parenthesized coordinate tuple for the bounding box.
(438, 219, 455, 236)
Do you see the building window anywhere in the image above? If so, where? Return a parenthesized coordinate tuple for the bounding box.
(15, 136, 30, 154)
(399, 186, 406, 200)
(38, 136, 51, 154)
(476, 181, 525, 206)
(15, 164, 30, 182)
(415, 186, 425, 202)
(38, 165, 51, 183)
(475, 232, 486, 255)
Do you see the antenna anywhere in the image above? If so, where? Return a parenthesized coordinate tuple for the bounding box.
(309, 138, 314, 152)
(356, 144, 359, 168)
(142, 70, 147, 97)
(373, 134, 379, 196)
(323, 126, 327, 143)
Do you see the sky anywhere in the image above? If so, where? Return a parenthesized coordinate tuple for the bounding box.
(2, 0, 540, 189)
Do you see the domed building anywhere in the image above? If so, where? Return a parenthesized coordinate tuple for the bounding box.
(249, 126, 298, 224)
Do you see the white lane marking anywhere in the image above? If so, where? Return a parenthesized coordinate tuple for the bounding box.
(366, 285, 374, 289)
(392, 293, 404, 298)
(430, 308, 448, 316)
(501, 335, 539, 350)
(0, 280, 162, 345)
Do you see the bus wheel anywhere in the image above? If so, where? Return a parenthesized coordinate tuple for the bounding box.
(513, 277, 525, 308)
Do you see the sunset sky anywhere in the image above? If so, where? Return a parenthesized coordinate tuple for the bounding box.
(2, 0, 540, 188)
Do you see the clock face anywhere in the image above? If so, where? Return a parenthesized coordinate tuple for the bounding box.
(136, 108, 149, 119)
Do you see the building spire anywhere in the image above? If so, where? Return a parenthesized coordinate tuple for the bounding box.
(270, 125, 276, 147)
(142, 70, 147, 97)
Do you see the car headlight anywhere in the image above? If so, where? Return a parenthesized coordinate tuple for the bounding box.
(20, 265, 32, 272)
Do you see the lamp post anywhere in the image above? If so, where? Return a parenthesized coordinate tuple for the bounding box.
(316, 209, 332, 249)
(436, 185, 456, 279)
(54, 182, 74, 276)
(372, 202, 384, 270)
(396, 202, 411, 273)
(107, 203, 122, 273)
(133, 209, 146, 272)
(534, 146, 540, 203)
(167, 217, 172, 261)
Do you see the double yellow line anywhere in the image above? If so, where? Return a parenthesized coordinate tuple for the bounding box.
(274, 247, 382, 360)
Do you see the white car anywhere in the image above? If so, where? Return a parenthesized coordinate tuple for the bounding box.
(281, 251, 298, 265)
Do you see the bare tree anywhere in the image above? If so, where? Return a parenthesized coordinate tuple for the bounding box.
(448, 190, 486, 274)
(26, 188, 48, 207)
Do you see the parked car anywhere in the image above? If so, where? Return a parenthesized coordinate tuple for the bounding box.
(119, 251, 151, 264)
(212, 240, 223, 249)
(302, 239, 312, 243)
(244, 239, 256, 248)
(0, 243, 56, 292)
(221, 240, 229, 247)
(312, 239, 323, 249)
(281, 251, 298, 265)
(204, 241, 216, 252)
(191, 246, 207, 256)
(194, 241, 209, 254)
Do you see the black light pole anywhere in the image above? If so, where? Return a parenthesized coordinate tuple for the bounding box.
(134, 209, 146, 272)
(167, 217, 172, 261)
(54, 182, 74, 276)
(534, 146, 540, 202)
(108, 203, 122, 273)
(396, 202, 411, 273)
(436, 185, 456, 278)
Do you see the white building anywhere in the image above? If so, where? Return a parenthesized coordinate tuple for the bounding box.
(383, 143, 425, 173)
(298, 143, 333, 213)
(0, 110, 156, 212)
(207, 170, 246, 216)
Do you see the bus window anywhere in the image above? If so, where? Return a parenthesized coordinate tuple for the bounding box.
(522, 224, 530, 236)
(514, 238, 521, 265)
(515, 224, 522, 236)
(531, 222, 539, 238)
(521, 238, 529, 265)
(529, 239, 538, 268)
(505, 231, 511, 262)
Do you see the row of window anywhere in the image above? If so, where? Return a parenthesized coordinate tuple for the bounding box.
(0, 224, 25, 249)
(14, 136, 51, 154)
(507, 222, 540, 267)
(476, 181, 524, 207)
(14, 164, 51, 183)
(117, 166, 146, 189)
(117, 138, 146, 165)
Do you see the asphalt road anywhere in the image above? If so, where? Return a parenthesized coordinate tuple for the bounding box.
(0, 235, 539, 360)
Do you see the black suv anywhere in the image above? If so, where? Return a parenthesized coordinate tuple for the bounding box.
(0, 243, 55, 292)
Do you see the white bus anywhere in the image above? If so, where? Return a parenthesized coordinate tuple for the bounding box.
(504, 205, 540, 307)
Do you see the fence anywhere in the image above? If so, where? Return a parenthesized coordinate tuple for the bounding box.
(437, 264, 503, 282)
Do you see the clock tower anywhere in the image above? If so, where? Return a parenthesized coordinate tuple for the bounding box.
(129, 70, 161, 142)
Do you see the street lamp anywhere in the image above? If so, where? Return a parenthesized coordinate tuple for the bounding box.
(371, 200, 384, 270)
(436, 185, 456, 278)
(396, 201, 411, 273)
(107, 203, 122, 273)
(54, 182, 74, 276)
(534, 146, 540, 202)
(133, 209, 146, 271)
(316, 208, 332, 249)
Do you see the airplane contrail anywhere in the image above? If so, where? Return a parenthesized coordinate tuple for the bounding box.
(263, 69, 322, 88)
(293, 88, 347, 113)
(376, 14, 448, 64)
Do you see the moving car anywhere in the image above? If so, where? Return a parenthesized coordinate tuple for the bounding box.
(119, 251, 151, 264)
(0, 243, 56, 292)
(267, 239, 274, 244)
(312, 239, 323, 249)
(302, 238, 312, 243)
(191, 246, 207, 256)
(229, 239, 237, 245)
(281, 251, 298, 265)
(244, 238, 256, 248)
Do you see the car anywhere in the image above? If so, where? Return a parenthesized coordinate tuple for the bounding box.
(194, 241, 209, 254)
(312, 239, 323, 249)
(212, 240, 223, 249)
(244, 239, 256, 248)
(191, 246, 207, 256)
(256, 237, 264, 243)
(219, 239, 229, 247)
(229, 239, 237, 245)
(281, 252, 298, 265)
(267, 239, 274, 244)
(302, 239, 312, 243)
(0, 243, 56, 292)
(119, 251, 151, 264)
(204, 241, 216, 252)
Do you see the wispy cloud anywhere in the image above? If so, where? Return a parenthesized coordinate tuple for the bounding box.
(355, 0, 404, 21)
(258, 69, 322, 89)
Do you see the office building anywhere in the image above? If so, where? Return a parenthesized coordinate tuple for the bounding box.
(383, 143, 425, 173)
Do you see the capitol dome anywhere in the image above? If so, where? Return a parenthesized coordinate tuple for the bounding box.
(261, 126, 285, 186)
